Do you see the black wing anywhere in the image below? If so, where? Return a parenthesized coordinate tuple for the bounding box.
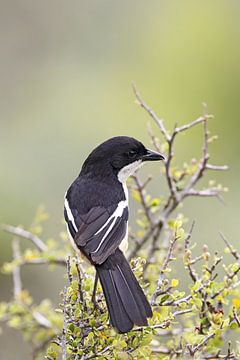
(64, 196, 128, 265)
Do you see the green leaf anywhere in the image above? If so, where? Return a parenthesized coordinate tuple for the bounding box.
(159, 294, 170, 304)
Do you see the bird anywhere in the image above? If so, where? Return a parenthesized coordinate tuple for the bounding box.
(64, 136, 164, 333)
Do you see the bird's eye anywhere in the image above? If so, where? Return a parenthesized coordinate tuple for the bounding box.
(127, 150, 137, 158)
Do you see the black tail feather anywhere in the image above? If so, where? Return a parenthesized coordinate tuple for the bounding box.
(96, 249, 152, 333)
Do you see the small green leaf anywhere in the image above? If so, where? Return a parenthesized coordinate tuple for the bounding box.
(159, 294, 170, 304)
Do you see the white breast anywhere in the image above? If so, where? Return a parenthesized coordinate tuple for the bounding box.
(117, 160, 143, 183)
(117, 160, 146, 254)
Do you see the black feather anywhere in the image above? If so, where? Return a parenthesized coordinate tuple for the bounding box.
(96, 249, 152, 332)
(99, 266, 133, 333)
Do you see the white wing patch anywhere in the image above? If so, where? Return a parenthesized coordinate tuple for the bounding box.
(64, 195, 78, 232)
(92, 200, 127, 254)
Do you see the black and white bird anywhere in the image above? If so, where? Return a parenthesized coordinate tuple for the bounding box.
(64, 136, 164, 333)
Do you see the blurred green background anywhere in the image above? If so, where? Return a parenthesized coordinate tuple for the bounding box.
(0, 1, 240, 358)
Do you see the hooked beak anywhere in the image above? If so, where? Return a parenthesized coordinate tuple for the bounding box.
(142, 149, 165, 162)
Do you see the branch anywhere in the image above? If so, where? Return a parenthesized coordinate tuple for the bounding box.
(1, 224, 47, 252)
(19, 258, 66, 266)
(219, 232, 240, 261)
(132, 83, 170, 141)
(82, 346, 113, 360)
(131, 174, 153, 225)
(211, 264, 240, 300)
(127, 219, 162, 260)
(204, 342, 235, 359)
(181, 115, 210, 197)
(211, 235, 240, 299)
(162, 281, 211, 307)
(206, 164, 228, 171)
(186, 188, 222, 198)
(184, 222, 199, 282)
(188, 332, 215, 356)
(134, 309, 191, 332)
(151, 234, 178, 305)
(131, 85, 227, 260)
(62, 286, 67, 360)
(233, 307, 240, 327)
(133, 320, 171, 332)
(164, 128, 179, 204)
(76, 258, 85, 307)
(12, 240, 22, 298)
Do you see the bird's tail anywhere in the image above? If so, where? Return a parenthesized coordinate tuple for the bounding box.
(95, 248, 152, 333)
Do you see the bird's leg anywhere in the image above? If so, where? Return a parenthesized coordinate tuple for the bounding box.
(91, 272, 99, 308)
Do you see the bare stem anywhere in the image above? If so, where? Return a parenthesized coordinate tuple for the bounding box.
(62, 286, 67, 360)
(1, 224, 47, 252)
(12, 240, 22, 298)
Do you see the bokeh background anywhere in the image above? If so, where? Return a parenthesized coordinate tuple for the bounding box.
(0, 1, 240, 358)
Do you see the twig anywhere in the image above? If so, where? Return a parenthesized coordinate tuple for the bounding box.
(131, 174, 153, 225)
(62, 286, 67, 360)
(127, 220, 162, 260)
(212, 263, 240, 300)
(206, 255, 222, 280)
(32, 312, 52, 328)
(184, 221, 195, 251)
(32, 336, 56, 359)
(151, 234, 178, 305)
(175, 115, 211, 134)
(67, 256, 73, 283)
(130, 84, 227, 261)
(134, 308, 192, 332)
(184, 222, 199, 282)
(209, 236, 240, 300)
(1, 224, 47, 252)
(186, 188, 222, 198)
(206, 164, 228, 171)
(161, 281, 211, 307)
(181, 115, 210, 198)
(147, 124, 161, 152)
(18, 258, 66, 266)
(133, 319, 171, 332)
(172, 309, 192, 317)
(162, 126, 179, 205)
(12, 240, 22, 298)
(132, 83, 170, 141)
(76, 258, 85, 306)
(147, 222, 164, 264)
(219, 232, 240, 261)
(232, 307, 240, 327)
(188, 332, 215, 356)
(82, 345, 113, 360)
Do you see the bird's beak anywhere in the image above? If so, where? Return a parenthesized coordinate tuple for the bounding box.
(142, 149, 165, 162)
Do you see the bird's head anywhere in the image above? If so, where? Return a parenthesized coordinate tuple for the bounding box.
(81, 136, 164, 182)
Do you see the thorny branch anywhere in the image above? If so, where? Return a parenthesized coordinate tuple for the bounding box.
(129, 84, 228, 262)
